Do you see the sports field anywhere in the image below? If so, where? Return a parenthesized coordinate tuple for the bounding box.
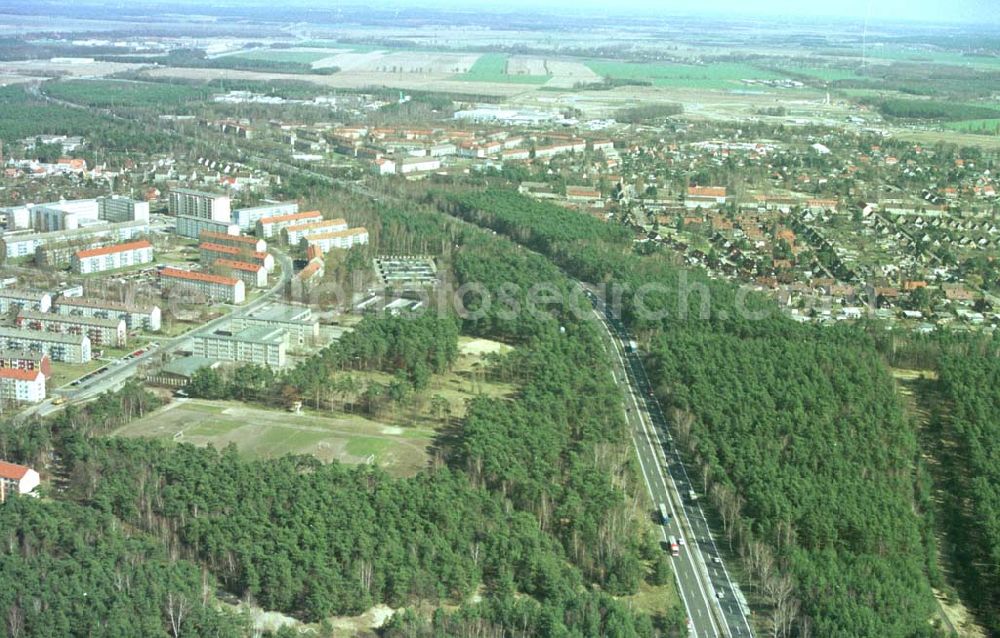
(112, 399, 435, 477)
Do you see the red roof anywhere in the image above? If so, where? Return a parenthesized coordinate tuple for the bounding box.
(0, 368, 43, 382)
(160, 267, 239, 286)
(0, 460, 31, 481)
(75, 240, 152, 259)
(259, 210, 323, 226)
(285, 218, 348, 233)
(199, 242, 241, 256)
(214, 258, 264, 272)
(688, 186, 727, 198)
(200, 230, 260, 245)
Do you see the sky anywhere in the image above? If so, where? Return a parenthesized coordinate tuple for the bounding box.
(376, 0, 1000, 25)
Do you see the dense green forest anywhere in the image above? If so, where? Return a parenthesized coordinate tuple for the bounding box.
(936, 354, 1000, 635)
(0, 201, 672, 636)
(440, 186, 943, 637)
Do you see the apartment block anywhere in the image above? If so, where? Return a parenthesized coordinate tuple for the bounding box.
(0, 290, 52, 314)
(302, 227, 369, 252)
(97, 196, 150, 223)
(193, 325, 286, 368)
(231, 202, 298, 231)
(160, 268, 246, 305)
(199, 242, 274, 272)
(0, 349, 52, 378)
(0, 327, 91, 363)
(200, 230, 267, 253)
(71, 240, 153, 274)
(168, 188, 231, 222)
(17, 310, 127, 348)
(53, 297, 161, 332)
(0, 368, 45, 404)
(281, 218, 348, 246)
(0, 461, 41, 502)
(213, 258, 268, 288)
(256, 210, 323, 238)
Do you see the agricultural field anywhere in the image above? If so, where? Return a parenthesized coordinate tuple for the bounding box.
(112, 399, 435, 477)
(459, 53, 550, 84)
(226, 48, 340, 65)
(584, 60, 787, 89)
(43, 79, 212, 107)
(369, 51, 480, 74)
(944, 118, 1000, 134)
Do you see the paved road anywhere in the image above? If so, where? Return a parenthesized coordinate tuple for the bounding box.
(16, 249, 294, 422)
(585, 288, 754, 638)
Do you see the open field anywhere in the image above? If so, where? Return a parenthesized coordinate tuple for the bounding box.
(0, 59, 142, 78)
(584, 60, 787, 89)
(459, 53, 549, 84)
(112, 399, 435, 477)
(370, 51, 481, 74)
(943, 118, 1000, 134)
(227, 48, 339, 65)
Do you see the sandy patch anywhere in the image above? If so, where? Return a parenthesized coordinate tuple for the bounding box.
(361, 52, 481, 74)
(312, 50, 386, 71)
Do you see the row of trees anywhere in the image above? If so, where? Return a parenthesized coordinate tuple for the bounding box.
(936, 353, 1000, 635)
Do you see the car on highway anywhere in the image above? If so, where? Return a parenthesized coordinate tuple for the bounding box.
(716, 589, 726, 599)
(678, 536, 685, 546)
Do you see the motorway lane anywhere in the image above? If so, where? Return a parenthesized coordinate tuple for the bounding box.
(588, 290, 754, 638)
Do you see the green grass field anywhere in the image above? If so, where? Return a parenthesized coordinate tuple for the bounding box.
(944, 118, 1000, 134)
(459, 53, 550, 84)
(44, 79, 211, 107)
(584, 60, 786, 89)
(112, 399, 436, 477)
(778, 65, 860, 82)
(228, 49, 333, 65)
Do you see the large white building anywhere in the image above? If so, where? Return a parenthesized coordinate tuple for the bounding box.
(193, 325, 287, 368)
(0, 461, 41, 502)
(17, 310, 127, 348)
(0, 327, 91, 363)
(232, 305, 319, 347)
(256, 210, 323, 238)
(71, 240, 154, 274)
(302, 227, 369, 252)
(281, 218, 348, 246)
(1, 220, 149, 262)
(160, 268, 246, 305)
(97, 196, 150, 223)
(0, 290, 51, 314)
(29, 199, 100, 232)
(231, 202, 299, 232)
(0, 368, 45, 404)
(175, 215, 239, 240)
(53, 297, 161, 332)
(168, 188, 231, 221)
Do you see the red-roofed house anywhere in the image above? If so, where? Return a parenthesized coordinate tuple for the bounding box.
(0, 460, 40, 502)
(160, 268, 245, 304)
(0, 367, 45, 403)
(686, 186, 727, 209)
(213, 258, 268, 288)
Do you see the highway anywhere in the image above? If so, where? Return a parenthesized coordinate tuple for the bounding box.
(585, 287, 754, 638)
(15, 249, 294, 422)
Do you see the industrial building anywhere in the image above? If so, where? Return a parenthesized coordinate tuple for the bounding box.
(71, 239, 154, 274)
(200, 230, 267, 253)
(0, 289, 52, 314)
(0, 327, 91, 363)
(256, 210, 323, 238)
(231, 201, 298, 232)
(53, 297, 162, 332)
(281, 218, 348, 246)
(0, 368, 45, 404)
(302, 227, 369, 252)
(17, 310, 127, 348)
(213, 258, 268, 288)
(199, 242, 274, 272)
(193, 324, 287, 368)
(97, 196, 150, 223)
(160, 268, 246, 305)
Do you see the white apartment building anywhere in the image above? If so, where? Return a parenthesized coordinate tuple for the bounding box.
(0, 461, 41, 502)
(53, 297, 161, 332)
(0, 290, 51, 314)
(175, 215, 239, 240)
(30, 199, 100, 232)
(168, 188, 231, 221)
(17, 310, 127, 348)
(0, 368, 45, 404)
(256, 210, 323, 238)
(0, 327, 91, 363)
(302, 227, 369, 252)
(281, 218, 348, 246)
(213, 258, 268, 288)
(231, 202, 299, 231)
(200, 230, 267, 253)
(71, 240, 154, 274)
(199, 242, 274, 272)
(1, 220, 149, 262)
(193, 325, 286, 368)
